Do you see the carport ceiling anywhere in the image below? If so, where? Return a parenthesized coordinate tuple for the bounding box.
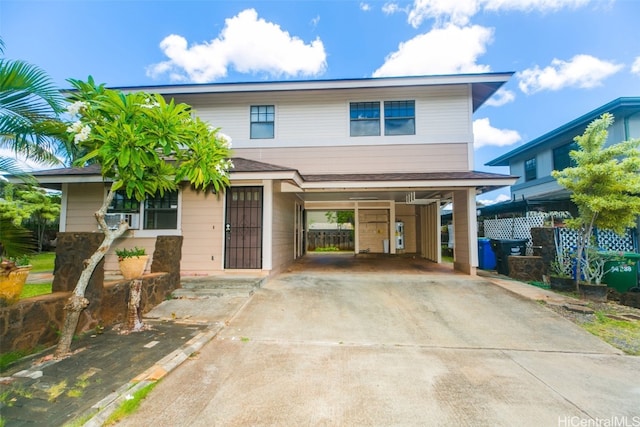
(296, 189, 451, 203)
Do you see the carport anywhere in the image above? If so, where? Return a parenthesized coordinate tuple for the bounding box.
(282, 170, 515, 275)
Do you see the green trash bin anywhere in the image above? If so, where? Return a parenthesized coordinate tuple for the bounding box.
(603, 252, 640, 293)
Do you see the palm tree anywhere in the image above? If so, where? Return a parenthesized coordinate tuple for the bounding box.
(0, 38, 68, 178)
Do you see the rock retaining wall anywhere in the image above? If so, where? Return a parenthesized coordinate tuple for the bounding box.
(507, 255, 545, 282)
(0, 235, 182, 354)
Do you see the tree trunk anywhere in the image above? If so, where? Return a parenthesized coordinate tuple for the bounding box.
(54, 189, 128, 358)
(125, 279, 144, 332)
(55, 294, 89, 356)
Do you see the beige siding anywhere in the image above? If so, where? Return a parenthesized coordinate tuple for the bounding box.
(271, 183, 297, 273)
(180, 187, 225, 275)
(182, 85, 472, 153)
(395, 204, 417, 253)
(452, 189, 477, 275)
(65, 183, 104, 232)
(234, 143, 469, 174)
(65, 183, 158, 273)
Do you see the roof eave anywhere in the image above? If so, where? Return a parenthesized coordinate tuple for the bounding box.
(486, 96, 640, 166)
(110, 72, 514, 97)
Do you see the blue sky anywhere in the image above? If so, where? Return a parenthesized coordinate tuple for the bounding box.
(2, 0, 639, 203)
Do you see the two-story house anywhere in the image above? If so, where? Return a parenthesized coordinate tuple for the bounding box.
(486, 97, 640, 204)
(29, 73, 516, 277)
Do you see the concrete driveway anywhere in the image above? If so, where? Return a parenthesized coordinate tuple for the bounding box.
(121, 254, 640, 426)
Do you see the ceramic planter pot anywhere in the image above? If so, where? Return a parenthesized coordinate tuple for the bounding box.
(0, 266, 32, 306)
(118, 256, 149, 280)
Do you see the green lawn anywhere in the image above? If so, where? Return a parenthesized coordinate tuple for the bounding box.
(18, 252, 55, 300)
(20, 283, 53, 299)
(29, 252, 56, 273)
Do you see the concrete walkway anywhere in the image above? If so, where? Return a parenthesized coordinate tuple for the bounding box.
(1, 276, 262, 427)
(117, 256, 640, 427)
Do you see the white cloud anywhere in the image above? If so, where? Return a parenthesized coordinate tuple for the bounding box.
(483, 0, 590, 13)
(147, 8, 327, 83)
(484, 88, 515, 107)
(382, 2, 403, 15)
(407, 0, 590, 28)
(360, 2, 371, 12)
(478, 193, 511, 206)
(473, 118, 521, 148)
(632, 57, 640, 76)
(517, 54, 623, 94)
(408, 0, 479, 27)
(372, 24, 493, 77)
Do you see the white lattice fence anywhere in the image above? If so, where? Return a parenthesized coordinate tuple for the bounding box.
(557, 228, 636, 253)
(483, 214, 545, 255)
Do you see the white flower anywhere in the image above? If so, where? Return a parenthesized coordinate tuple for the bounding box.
(66, 101, 87, 116)
(140, 97, 160, 109)
(71, 124, 92, 143)
(217, 132, 232, 149)
(66, 121, 83, 134)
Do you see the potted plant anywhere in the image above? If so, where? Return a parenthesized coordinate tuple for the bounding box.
(116, 246, 149, 280)
(0, 256, 32, 306)
(549, 248, 574, 292)
(577, 247, 620, 302)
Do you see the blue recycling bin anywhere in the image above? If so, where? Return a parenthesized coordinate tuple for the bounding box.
(478, 238, 496, 270)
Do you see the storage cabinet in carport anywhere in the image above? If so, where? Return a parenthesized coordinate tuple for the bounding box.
(490, 239, 528, 275)
(478, 238, 496, 270)
(603, 252, 640, 293)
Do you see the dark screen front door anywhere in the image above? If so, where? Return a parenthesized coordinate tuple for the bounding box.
(224, 186, 263, 269)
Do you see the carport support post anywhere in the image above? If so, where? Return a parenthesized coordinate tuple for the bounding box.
(452, 189, 478, 275)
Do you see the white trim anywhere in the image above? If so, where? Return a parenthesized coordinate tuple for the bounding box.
(467, 188, 479, 267)
(118, 73, 513, 96)
(59, 183, 68, 232)
(301, 178, 516, 190)
(262, 180, 273, 270)
(467, 83, 475, 170)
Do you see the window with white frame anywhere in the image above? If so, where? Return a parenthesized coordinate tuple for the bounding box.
(107, 190, 178, 230)
(250, 105, 275, 139)
(350, 102, 380, 136)
(384, 100, 415, 135)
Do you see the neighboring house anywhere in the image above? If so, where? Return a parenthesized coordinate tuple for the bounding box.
(486, 97, 640, 204)
(27, 74, 516, 277)
(481, 97, 640, 252)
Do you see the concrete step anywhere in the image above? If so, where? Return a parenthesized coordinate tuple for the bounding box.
(172, 288, 254, 299)
(173, 276, 264, 299)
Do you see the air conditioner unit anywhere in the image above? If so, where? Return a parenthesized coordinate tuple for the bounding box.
(104, 213, 140, 230)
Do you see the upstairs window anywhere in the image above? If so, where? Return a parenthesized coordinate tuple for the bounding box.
(107, 190, 178, 230)
(553, 142, 578, 171)
(524, 157, 537, 182)
(384, 100, 415, 135)
(350, 102, 380, 136)
(250, 105, 275, 139)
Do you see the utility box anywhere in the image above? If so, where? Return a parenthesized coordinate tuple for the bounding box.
(490, 239, 528, 276)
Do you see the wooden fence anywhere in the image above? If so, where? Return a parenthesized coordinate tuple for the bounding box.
(307, 230, 354, 251)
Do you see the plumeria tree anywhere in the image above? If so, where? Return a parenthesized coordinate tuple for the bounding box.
(55, 77, 232, 357)
(552, 113, 640, 291)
